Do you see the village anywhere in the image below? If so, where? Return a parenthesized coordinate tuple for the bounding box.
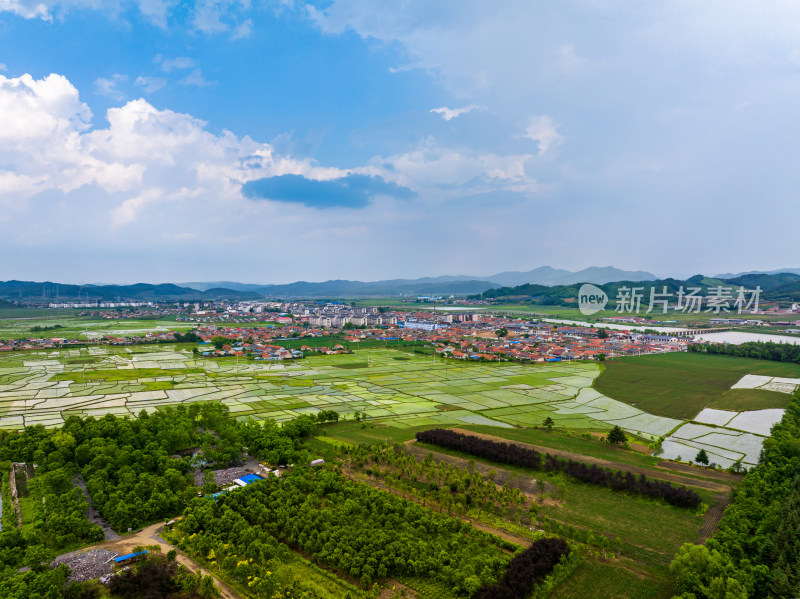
(0, 299, 694, 362)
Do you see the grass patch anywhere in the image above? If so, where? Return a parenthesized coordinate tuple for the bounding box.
(537, 472, 706, 565)
(320, 421, 433, 444)
(549, 557, 677, 599)
(51, 368, 203, 383)
(142, 381, 174, 391)
(60, 356, 102, 365)
(707, 388, 792, 411)
(412, 440, 712, 568)
(595, 353, 800, 419)
(18, 496, 38, 533)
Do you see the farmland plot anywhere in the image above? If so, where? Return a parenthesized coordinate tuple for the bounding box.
(0, 346, 657, 438)
(0, 346, 790, 471)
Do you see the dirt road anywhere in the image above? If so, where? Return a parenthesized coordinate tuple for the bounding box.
(98, 523, 242, 599)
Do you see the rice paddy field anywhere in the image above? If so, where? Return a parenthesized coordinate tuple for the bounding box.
(0, 313, 196, 340)
(0, 345, 676, 436)
(0, 346, 795, 471)
(0, 312, 284, 340)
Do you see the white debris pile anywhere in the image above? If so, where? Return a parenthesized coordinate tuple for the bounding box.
(52, 548, 117, 582)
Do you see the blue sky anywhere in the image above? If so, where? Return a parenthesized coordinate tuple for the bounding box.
(1, 1, 800, 284)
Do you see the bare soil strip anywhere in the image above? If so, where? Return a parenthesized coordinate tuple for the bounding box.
(697, 492, 731, 543)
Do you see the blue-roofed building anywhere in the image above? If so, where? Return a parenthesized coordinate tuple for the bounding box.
(114, 550, 147, 566)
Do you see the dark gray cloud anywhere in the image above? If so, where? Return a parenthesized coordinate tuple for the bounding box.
(242, 173, 415, 209)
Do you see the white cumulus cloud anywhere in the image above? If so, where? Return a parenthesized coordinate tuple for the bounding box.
(0, 71, 327, 223)
(523, 115, 563, 157)
(0, 0, 177, 26)
(430, 104, 486, 121)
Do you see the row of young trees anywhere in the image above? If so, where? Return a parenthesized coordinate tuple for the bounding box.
(671, 388, 800, 598)
(178, 467, 512, 596)
(415, 429, 701, 509)
(344, 444, 528, 519)
(689, 340, 800, 363)
(472, 537, 570, 599)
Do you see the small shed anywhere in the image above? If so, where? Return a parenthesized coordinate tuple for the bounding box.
(114, 550, 147, 566)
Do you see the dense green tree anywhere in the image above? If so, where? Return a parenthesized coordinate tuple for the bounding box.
(607, 426, 627, 446)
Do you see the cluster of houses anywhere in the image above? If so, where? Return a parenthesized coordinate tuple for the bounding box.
(1, 308, 696, 361)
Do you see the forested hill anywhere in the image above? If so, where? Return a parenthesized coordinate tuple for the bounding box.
(474, 272, 800, 304)
(0, 281, 262, 302)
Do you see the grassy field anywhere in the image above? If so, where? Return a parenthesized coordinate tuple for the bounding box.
(549, 558, 677, 599)
(708, 388, 792, 411)
(595, 352, 800, 420)
(537, 471, 710, 563)
(411, 439, 714, 564)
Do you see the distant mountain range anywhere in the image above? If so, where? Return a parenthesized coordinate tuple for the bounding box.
(477, 272, 800, 303)
(180, 266, 658, 298)
(479, 266, 658, 287)
(714, 268, 800, 279)
(3, 266, 798, 302)
(0, 280, 263, 302)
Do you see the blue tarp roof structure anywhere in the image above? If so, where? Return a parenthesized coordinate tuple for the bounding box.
(114, 550, 147, 563)
(239, 473, 263, 484)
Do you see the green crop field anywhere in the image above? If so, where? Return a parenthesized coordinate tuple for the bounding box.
(595, 352, 800, 420)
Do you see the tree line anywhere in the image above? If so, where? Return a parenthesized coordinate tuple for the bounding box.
(689, 340, 800, 363)
(177, 467, 512, 596)
(343, 444, 528, 519)
(670, 388, 800, 598)
(415, 429, 701, 509)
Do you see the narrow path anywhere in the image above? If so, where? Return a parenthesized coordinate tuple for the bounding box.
(698, 491, 731, 543)
(9, 463, 22, 528)
(73, 474, 119, 541)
